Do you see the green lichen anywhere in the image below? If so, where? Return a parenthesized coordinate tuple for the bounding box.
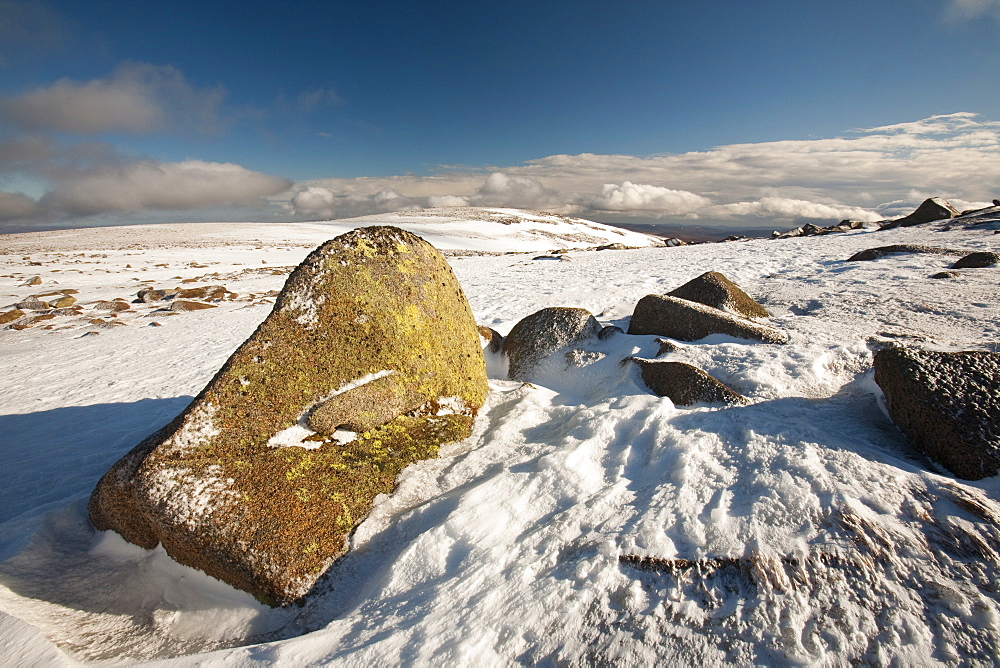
(94, 226, 488, 607)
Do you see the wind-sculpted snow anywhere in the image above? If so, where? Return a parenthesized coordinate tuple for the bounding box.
(1, 208, 999, 664)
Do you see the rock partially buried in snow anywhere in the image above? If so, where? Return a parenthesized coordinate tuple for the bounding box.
(629, 358, 749, 406)
(88, 226, 488, 606)
(874, 347, 1000, 480)
(503, 307, 601, 380)
(952, 251, 1000, 269)
(175, 285, 234, 301)
(168, 300, 217, 312)
(667, 271, 770, 319)
(628, 294, 788, 343)
(846, 244, 964, 262)
(0, 309, 25, 325)
(477, 325, 504, 354)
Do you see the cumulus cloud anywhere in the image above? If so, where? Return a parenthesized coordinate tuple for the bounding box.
(39, 159, 292, 217)
(470, 173, 568, 211)
(585, 181, 710, 214)
(710, 197, 884, 222)
(280, 112, 1000, 229)
(0, 62, 226, 135)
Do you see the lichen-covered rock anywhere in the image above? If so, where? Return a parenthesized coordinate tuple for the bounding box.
(89, 226, 488, 606)
(0, 309, 25, 325)
(846, 245, 963, 262)
(952, 252, 1000, 269)
(667, 271, 770, 318)
(874, 348, 1000, 480)
(628, 358, 748, 406)
(504, 307, 601, 380)
(628, 295, 788, 343)
(175, 285, 233, 301)
(49, 295, 77, 308)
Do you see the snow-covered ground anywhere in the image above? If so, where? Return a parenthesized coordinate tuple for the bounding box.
(1, 207, 999, 665)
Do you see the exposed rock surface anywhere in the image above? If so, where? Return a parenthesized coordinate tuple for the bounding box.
(89, 226, 488, 606)
(15, 298, 49, 311)
(504, 307, 601, 380)
(477, 325, 504, 354)
(655, 338, 680, 356)
(846, 245, 964, 262)
(168, 300, 217, 312)
(628, 295, 788, 343)
(598, 325, 624, 340)
(136, 288, 179, 303)
(667, 271, 770, 319)
(874, 348, 1000, 480)
(49, 295, 77, 308)
(95, 300, 132, 312)
(882, 197, 959, 229)
(628, 358, 749, 406)
(952, 251, 1000, 269)
(175, 285, 234, 301)
(0, 309, 25, 325)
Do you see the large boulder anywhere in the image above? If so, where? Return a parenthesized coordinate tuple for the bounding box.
(504, 307, 601, 380)
(874, 348, 1000, 480)
(89, 226, 488, 606)
(667, 271, 770, 319)
(629, 359, 749, 406)
(628, 295, 788, 343)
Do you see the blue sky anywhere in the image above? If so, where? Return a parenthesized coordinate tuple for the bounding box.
(1, 0, 999, 231)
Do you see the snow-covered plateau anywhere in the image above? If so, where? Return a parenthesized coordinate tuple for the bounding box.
(1, 206, 999, 665)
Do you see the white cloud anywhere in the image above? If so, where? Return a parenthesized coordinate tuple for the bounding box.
(0, 62, 226, 134)
(40, 159, 292, 217)
(291, 185, 338, 219)
(710, 197, 884, 222)
(585, 181, 710, 214)
(471, 172, 568, 211)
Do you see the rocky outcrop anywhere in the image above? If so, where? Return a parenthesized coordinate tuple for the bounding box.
(504, 307, 601, 380)
(881, 198, 959, 229)
(846, 245, 963, 262)
(667, 271, 770, 319)
(628, 358, 749, 406)
(89, 226, 488, 606)
(874, 348, 1000, 480)
(628, 295, 787, 344)
(952, 252, 999, 269)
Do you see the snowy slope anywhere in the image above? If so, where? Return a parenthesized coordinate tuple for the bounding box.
(0, 207, 999, 664)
